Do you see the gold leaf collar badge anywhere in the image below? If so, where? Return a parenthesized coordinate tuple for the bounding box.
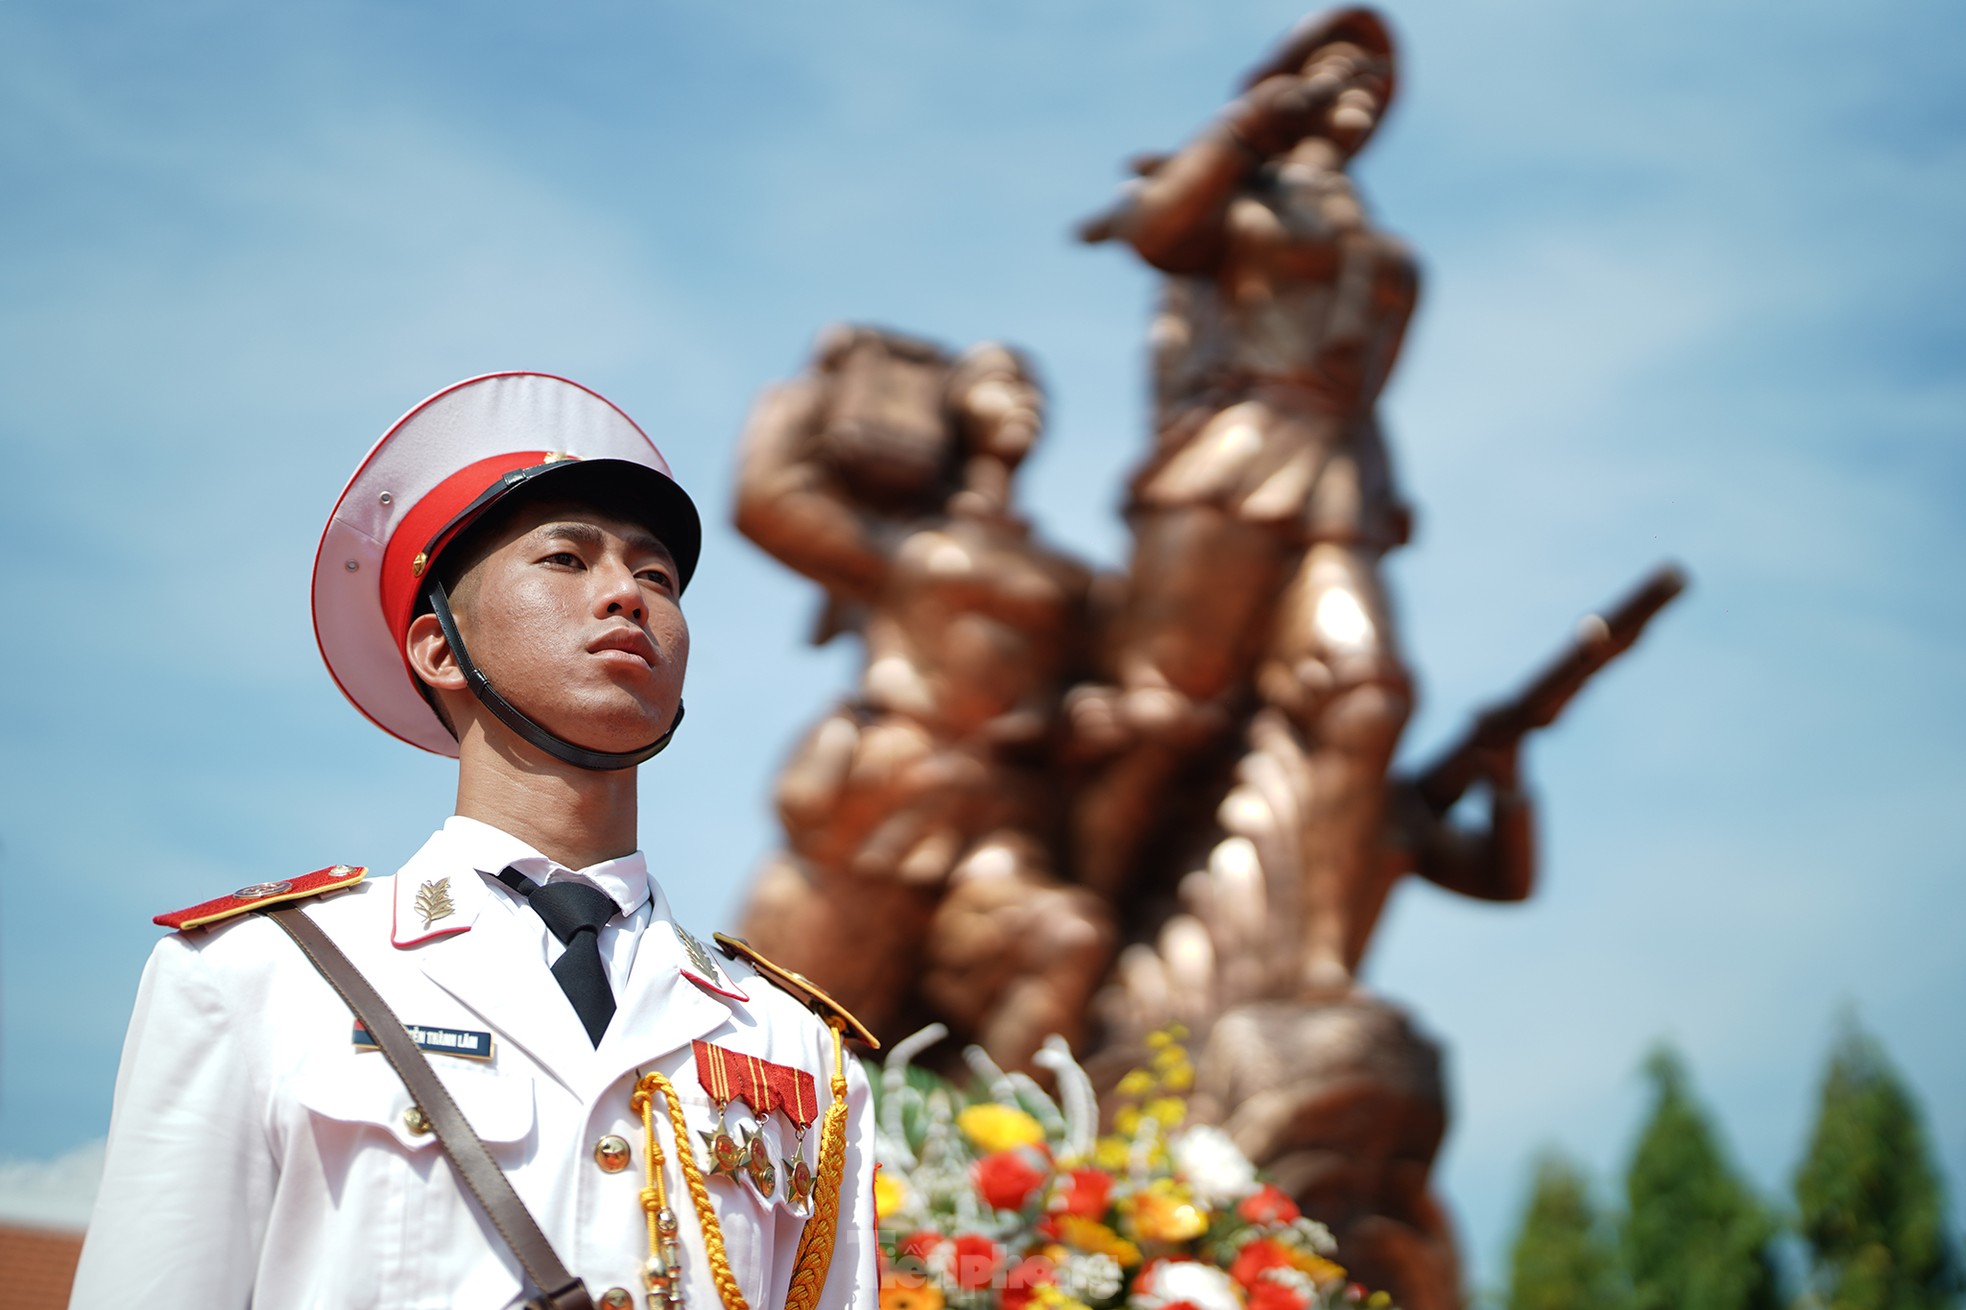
(415, 877, 455, 930)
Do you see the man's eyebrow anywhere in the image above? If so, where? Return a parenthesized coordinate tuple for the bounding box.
(535, 521, 606, 550)
(534, 520, 674, 564)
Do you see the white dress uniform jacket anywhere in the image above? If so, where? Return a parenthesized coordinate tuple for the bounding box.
(70, 819, 879, 1310)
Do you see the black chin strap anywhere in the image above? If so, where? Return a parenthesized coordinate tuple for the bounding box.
(426, 580, 683, 772)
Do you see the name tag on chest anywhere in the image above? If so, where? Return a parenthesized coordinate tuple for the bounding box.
(352, 1022, 495, 1061)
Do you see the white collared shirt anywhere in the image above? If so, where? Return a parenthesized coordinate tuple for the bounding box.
(440, 814, 652, 997)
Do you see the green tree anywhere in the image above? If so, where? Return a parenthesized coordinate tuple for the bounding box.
(1508, 1150, 1628, 1310)
(1794, 1019, 1962, 1310)
(1623, 1046, 1781, 1310)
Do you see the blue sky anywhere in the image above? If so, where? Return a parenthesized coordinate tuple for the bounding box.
(1, 0, 1961, 1290)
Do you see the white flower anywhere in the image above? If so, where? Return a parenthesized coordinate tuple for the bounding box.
(1290, 1217, 1338, 1256)
(1260, 1266, 1317, 1298)
(1135, 1261, 1242, 1310)
(1169, 1124, 1259, 1205)
(1062, 1252, 1124, 1302)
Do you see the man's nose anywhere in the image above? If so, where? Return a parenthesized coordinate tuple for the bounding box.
(597, 559, 645, 622)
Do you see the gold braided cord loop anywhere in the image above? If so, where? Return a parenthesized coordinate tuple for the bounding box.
(632, 1083, 668, 1262)
(783, 1020, 852, 1310)
(639, 1071, 751, 1310)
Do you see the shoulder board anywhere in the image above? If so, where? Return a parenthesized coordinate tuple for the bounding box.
(713, 933, 880, 1050)
(154, 865, 367, 932)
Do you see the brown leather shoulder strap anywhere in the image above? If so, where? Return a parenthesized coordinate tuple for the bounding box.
(260, 905, 593, 1310)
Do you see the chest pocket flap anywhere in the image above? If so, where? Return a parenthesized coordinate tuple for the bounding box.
(296, 1052, 535, 1152)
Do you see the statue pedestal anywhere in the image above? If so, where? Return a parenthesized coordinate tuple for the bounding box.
(1194, 996, 1463, 1310)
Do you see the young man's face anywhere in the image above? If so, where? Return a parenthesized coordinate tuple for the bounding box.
(443, 497, 689, 756)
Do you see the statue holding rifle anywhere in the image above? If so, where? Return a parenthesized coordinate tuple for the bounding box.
(1072, 5, 1533, 999)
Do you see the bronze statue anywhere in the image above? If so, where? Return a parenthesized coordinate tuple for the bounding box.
(734, 326, 1115, 1075)
(729, 13, 1685, 1309)
(1069, 9, 1462, 1002)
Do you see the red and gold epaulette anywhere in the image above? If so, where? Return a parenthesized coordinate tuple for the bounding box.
(714, 933, 880, 1049)
(154, 865, 367, 932)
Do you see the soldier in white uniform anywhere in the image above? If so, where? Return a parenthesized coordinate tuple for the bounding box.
(69, 373, 880, 1310)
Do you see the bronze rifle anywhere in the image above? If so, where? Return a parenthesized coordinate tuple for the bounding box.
(1412, 563, 1688, 814)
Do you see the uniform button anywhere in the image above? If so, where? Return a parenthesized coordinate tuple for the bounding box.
(601, 1289, 633, 1308)
(593, 1134, 632, 1173)
(403, 1106, 433, 1136)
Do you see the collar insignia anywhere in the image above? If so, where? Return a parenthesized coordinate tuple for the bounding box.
(675, 924, 719, 980)
(414, 877, 455, 930)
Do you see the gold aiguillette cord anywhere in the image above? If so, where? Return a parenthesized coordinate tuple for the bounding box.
(633, 1020, 852, 1310)
(782, 1020, 851, 1310)
(634, 1071, 748, 1310)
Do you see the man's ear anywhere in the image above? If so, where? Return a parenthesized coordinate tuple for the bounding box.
(406, 612, 469, 693)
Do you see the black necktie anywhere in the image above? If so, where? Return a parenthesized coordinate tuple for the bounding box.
(498, 868, 617, 1046)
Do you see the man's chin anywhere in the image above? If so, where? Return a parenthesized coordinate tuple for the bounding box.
(543, 699, 679, 754)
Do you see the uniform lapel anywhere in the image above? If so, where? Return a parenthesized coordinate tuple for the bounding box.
(411, 892, 600, 1095)
(588, 885, 742, 1104)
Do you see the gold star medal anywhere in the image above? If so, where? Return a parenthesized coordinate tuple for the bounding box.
(694, 1039, 787, 1201)
(767, 1059, 820, 1211)
(698, 1117, 746, 1181)
(694, 1038, 778, 1187)
(741, 1125, 776, 1199)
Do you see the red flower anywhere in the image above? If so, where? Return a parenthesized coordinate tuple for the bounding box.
(950, 1233, 1004, 1290)
(973, 1148, 1050, 1212)
(1230, 1239, 1295, 1292)
(897, 1231, 945, 1263)
(1238, 1185, 1301, 1226)
(1002, 1255, 1058, 1310)
(1249, 1283, 1310, 1310)
(1053, 1167, 1115, 1219)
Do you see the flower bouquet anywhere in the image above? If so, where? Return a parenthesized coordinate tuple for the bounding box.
(870, 1025, 1394, 1310)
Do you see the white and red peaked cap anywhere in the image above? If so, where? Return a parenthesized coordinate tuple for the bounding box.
(312, 372, 701, 758)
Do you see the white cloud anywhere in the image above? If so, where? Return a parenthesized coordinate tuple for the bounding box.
(0, 1140, 103, 1230)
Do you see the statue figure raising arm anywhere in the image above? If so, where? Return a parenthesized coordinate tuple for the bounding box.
(734, 328, 1114, 1072)
(1074, 9, 1422, 997)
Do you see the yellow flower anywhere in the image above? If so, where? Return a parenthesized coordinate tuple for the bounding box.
(958, 1103, 1047, 1154)
(1056, 1215, 1144, 1267)
(1144, 1096, 1188, 1127)
(873, 1172, 909, 1220)
(1366, 1294, 1390, 1308)
(1115, 1069, 1157, 1098)
(1032, 1285, 1093, 1310)
(880, 1286, 945, 1310)
(1093, 1135, 1131, 1171)
(1125, 1183, 1209, 1242)
(1297, 1255, 1347, 1285)
(1146, 1031, 1173, 1050)
(1114, 1106, 1144, 1138)
(1152, 1045, 1190, 1073)
(1160, 1063, 1195, 1092)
